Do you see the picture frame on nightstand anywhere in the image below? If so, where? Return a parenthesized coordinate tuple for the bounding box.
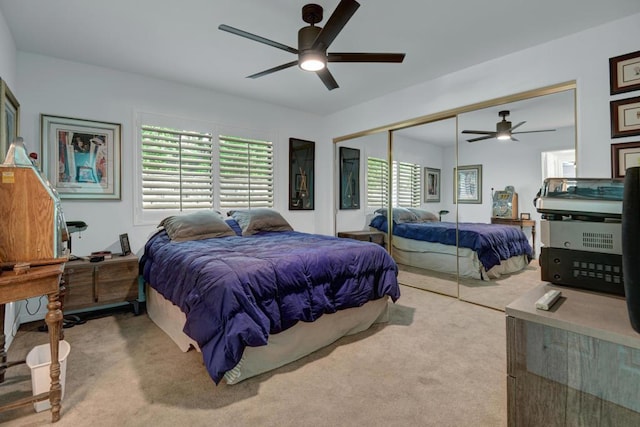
(119, 233, 131, 255)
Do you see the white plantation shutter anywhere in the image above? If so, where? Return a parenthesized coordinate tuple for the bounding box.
(367, 157, 389, 208)
(393, 161, 421, 208)
(219, 135, 273, 209)
(141, 126, 213, 210)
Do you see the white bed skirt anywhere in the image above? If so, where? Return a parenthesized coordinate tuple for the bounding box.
(391, 236, 529, 280)
(146, 285, 390, 384)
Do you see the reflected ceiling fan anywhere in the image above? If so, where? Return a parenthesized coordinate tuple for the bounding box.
(218, 0, 405, 90)
(461, 110, 556, 142)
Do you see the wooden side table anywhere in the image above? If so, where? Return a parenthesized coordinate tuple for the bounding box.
(491, 217, 536, 256)
(337, 230, 385, 247)
(0, 263, 65, 423)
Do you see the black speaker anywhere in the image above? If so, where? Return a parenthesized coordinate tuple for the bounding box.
(623, 166, 640, 333)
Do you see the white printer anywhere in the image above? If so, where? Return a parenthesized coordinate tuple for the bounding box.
(536, 177, 624, 295)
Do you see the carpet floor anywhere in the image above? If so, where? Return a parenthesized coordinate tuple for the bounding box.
(0, 285, 509, 427)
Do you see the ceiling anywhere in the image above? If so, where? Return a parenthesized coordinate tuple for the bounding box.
(1, 0, 640, 116)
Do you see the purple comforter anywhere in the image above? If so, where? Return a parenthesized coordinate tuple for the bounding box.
(141, 230, 399, 383)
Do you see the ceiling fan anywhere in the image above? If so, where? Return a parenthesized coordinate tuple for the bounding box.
(218, 0, 405, 90)
(461, 110, 556, 142)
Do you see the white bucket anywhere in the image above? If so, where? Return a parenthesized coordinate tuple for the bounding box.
(25, 340, 71, 412)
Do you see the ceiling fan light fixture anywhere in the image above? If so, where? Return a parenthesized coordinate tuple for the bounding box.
(299, 51, 326, 71)
(497, 131, 511, 140)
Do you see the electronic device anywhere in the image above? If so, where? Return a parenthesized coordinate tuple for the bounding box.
(492, 186, 518, 218)
(537, 177, 625, 295)
(535, 289, 562, 311)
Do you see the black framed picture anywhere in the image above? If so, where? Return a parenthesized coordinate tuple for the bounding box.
(289, 138, 315, 210)
(119, 233, 131, 255)
(339, 146, 360, 209)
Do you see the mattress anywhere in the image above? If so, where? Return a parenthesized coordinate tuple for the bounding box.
(146, 285, 390, 384)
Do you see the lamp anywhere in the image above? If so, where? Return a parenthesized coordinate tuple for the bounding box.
(438, 210, 450, 221)
(299, 51, 326, 71)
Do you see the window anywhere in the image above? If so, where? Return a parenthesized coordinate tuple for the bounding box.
(393, 161, 421, 208)
(141, 126, 214, 211)
(138, 119, 274, 223)
(219, 135, 273, 209)
(367, 157, 420, 208)
(367, 157, 389, 208)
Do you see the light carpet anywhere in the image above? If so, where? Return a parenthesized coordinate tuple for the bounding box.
(0, 285, 509, 427)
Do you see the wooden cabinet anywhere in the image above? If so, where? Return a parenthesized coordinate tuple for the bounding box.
(62, 254, 141, 314)
(337, 230, 385, 246)
(506, 284, 640, 426)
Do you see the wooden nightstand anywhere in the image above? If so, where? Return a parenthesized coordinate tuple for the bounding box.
(337, 230, 385, 247)
(62, 254, 143, 315)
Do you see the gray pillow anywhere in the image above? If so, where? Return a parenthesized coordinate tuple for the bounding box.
(407, 208, 439, 222)
(229, 209, 293, 235)
(374, 207, 419, 223)
(159, 211, 236, 242)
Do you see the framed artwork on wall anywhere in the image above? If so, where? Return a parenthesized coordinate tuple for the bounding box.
(41, 114, 121, 200)
(0, 79, 20, 164)
(611, 141, 640, 178)
(289, 138, 314, 210)
(609, 50, 640, 95)
(454, 164, 482, 204)
(610, 96, 640, 138)
(424, 167, 441, 202)
(339, 146, 360, 209)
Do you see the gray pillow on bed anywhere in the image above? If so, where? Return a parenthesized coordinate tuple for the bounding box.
(159, 210, 236, 242)
(374, 207, 419, 223)
(407, 208, 439, 222)
(228, 208, 293, 235)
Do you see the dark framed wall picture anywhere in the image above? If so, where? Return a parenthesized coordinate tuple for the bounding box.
(611, 141, 640, 178)
(0, 79, 20, 164)
(454, 164, 482, 204)
(424, 167, 441, 202)
(41, 114, 121, 199)
(289, 138, 314, 210)
(610, 96, 640, 138)
(339, 146, 360, 209)
(609, 50, 640, 95)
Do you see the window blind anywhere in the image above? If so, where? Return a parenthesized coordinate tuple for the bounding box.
(219, 135, 273, 209)
(394, 161, 421, 208)
(141, 125, 213, 210)
(367, 157, 389, 208)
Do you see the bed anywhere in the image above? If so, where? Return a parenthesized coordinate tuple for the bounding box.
(369, 208, 533, 280)
(141, 209, 400, 384)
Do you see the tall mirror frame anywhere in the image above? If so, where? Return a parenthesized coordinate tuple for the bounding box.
(0, 79, 20, 163)
(334, 81, 577, 310)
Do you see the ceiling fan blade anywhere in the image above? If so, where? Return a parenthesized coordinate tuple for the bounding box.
(311, 0, 360, 51)
(510, 136, 520, 142)
(466, 135, 495, 143)
(509, 121, 526, 131)
(247, 61, 298, 79)
(218, 24, 298, 55)
(512, 129, 557, 135)
(316, 68, 339, 90)
(461, 130, 495, 135)
(327, 52, 405, 63)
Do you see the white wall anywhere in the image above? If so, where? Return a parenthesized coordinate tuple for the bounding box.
(323, 13, 640, 235)
(16, 53, 327, 259)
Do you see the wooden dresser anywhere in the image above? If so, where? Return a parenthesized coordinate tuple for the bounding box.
(506, 284, 640, 426)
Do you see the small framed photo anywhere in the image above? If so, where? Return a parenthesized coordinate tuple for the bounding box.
(119, 233, 131, 256)
(41, 114, 121, 199)
(454, 164, 482, 204)
(424, 167, 441, 203)
(609, 50, 640, 95)
(611, 141, 640, 178)
(610, 96, 640, 139)
(520, 213, 531, 220)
